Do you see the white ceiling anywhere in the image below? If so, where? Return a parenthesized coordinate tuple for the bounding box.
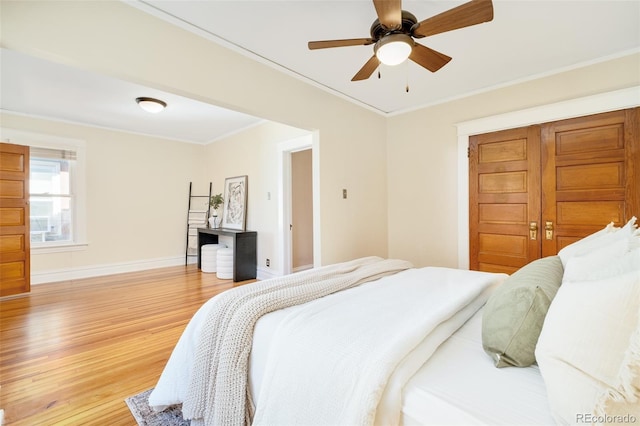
(0, 48, 264, 145)
(2, 0, 639, 144)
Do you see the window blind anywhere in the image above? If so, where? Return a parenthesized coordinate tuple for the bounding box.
(30, 147, 77, 161)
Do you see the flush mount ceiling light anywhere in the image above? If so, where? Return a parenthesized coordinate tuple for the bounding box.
(374, 34, 414, 66)
(136, 97, 167, 113)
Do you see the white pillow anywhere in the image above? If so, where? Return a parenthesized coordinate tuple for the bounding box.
(558, 217, 637, 268)
(535, 270, 640, 424)
(563, 236, 640, 283)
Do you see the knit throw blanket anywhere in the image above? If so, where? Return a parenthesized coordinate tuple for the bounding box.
(181, 256, 413, 426)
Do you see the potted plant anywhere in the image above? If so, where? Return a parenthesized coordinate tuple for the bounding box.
(208, 193, 224, 228)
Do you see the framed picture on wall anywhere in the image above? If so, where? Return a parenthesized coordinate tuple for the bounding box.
(221, 175, 248, 231)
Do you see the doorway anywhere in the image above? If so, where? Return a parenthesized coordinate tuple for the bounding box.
(278, 134, 318, 275)
(291, 149, 313, 271)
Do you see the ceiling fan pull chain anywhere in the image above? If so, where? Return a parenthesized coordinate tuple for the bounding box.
(378, 70, 381, 79)
(406, 61, 410, 93)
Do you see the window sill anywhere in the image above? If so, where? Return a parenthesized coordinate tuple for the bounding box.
(31, 242, 88, 254)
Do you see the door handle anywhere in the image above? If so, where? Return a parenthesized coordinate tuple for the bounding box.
(545, 221, 554, 240)
(529, 222, 538, 240)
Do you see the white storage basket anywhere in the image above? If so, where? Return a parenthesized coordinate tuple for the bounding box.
(216, 248, 234, 280)
(201, 244, 226, 273)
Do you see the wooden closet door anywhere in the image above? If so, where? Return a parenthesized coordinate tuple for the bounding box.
(0, 142, 30, 297)
(469, 126, 542, 273)
(541, 108, 640, 255)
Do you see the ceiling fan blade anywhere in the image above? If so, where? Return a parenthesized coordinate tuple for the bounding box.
(373, 0, 402, 30)
(413, 0, 493, 38)
(308, 38, 374, 50)
(351, 55, 380, 81)
(409, 43, 452, 72)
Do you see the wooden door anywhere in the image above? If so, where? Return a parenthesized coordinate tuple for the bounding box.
(469, 126, 542, 273)
(541, 108, 640, 255)
(470, 107, 639, 272)
(0, 142, 30, 296)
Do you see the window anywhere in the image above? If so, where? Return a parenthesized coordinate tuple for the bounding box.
(29, 147, 76, 245)
(2, 129, 86, 251)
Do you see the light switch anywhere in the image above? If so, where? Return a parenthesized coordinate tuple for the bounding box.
(343, 189, 347, 199)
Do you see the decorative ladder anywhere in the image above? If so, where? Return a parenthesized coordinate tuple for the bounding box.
(185, 182, 212, 265)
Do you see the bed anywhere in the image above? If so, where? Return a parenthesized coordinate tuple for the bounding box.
(149, 218, 640, 426)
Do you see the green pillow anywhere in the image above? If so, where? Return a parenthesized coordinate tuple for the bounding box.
(482, 256, 564, 368)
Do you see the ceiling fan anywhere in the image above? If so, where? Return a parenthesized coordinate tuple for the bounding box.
(308, 0, 494, 81)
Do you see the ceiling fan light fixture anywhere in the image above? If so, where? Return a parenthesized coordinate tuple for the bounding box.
(374, 34, 413, 66)
(136, 97, 167, 113)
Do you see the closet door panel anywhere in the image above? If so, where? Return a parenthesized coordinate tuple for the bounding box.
(556, 201, 625, 225)
(470, 107, 638, 270)
(469, 126, 541, 273)
(556, 163, 624, 191)
(624, 107, 640, 221)
(541, 109, 637, 256)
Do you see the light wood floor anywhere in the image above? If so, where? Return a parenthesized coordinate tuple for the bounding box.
(0, 265, 253, 425)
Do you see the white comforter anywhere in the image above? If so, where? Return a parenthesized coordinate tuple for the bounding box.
(150, 262, 505, 426)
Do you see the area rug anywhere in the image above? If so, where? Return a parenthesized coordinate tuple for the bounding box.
(125, 388, 190, 426)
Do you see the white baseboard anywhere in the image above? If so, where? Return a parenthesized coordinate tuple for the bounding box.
(256, 265, 313, 281)
(256, 266, 280, 281)
(31, 256, 194, 285)
(32, 258, 288, 285)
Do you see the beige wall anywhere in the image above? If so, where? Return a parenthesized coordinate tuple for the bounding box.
(0, 112, 206, 280)
(2, 0, 390, 272)
(0, 112, 311, 281)
(387, 53, 640, 268)
(1, 1, 638, 281)
(202, 121, 310, 276)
